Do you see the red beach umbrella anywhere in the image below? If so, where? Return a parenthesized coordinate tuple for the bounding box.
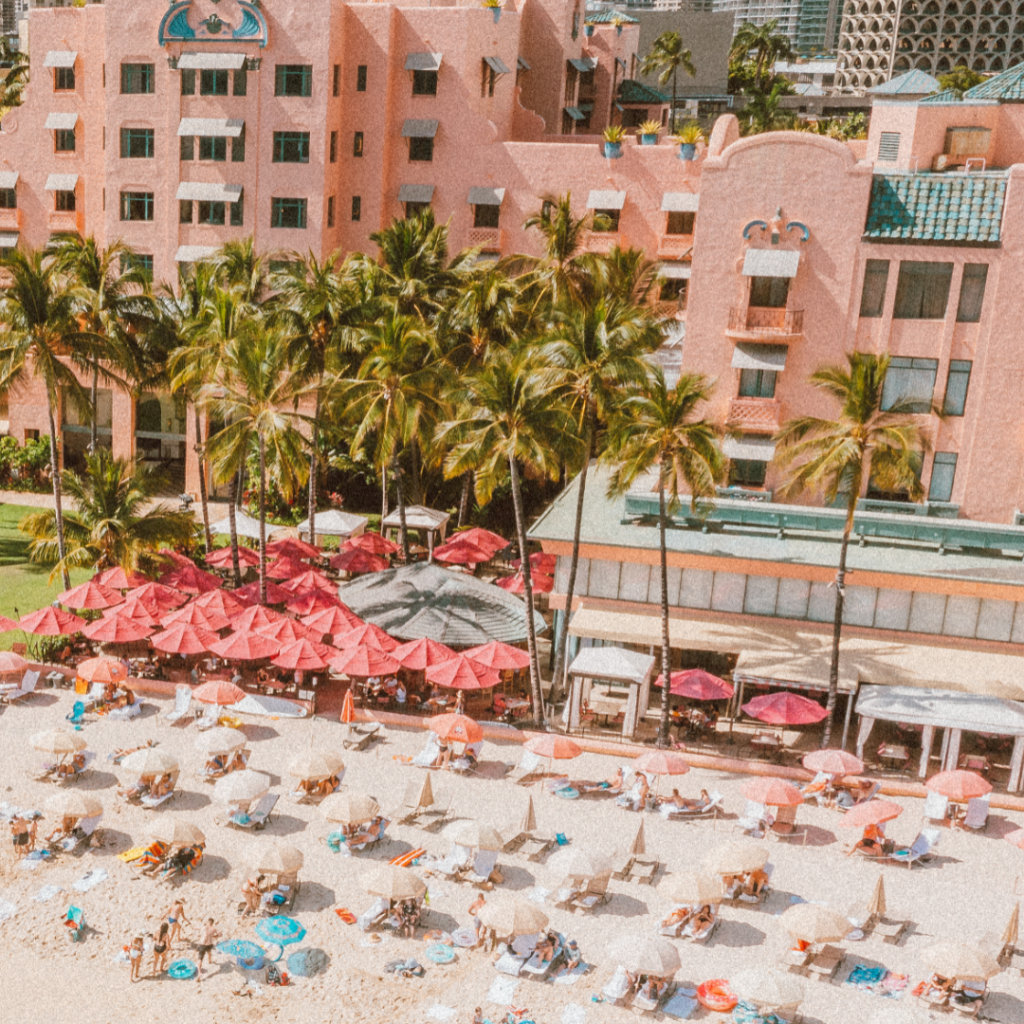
(426, 654, 501, 691)
(802, 749, 865, 776)
(512, 552, 558, 574)
(82, 612, 153, 643)
(76, 656, 128, 685)
(280, 570, 335, 595)
(433, 539, 493, 565)
(150, 622, 219, 655)
(192, 679, 246, 705)
(391, 637, 458, 671)
(160, 564, 222, 594)
(301, 604, 363, 637)
(19, 607, 87, 636)
(125, 582, 186, 613)
(161, 602, 230, 632)
(231, 605, 285, 632)
(495, 572, 554, 594)
(340, 688, 356, 723)
(267, 538, 320, 560)
(334, 623, 397, 652)
(286, 589, 343, 616)
(524, 734, 582, 760)
(462, 640, 532, 671)
(257, 617, 320, 644)
(158, 548, 195, 567)
(839, 800, 904, 828)
(205, 546, 259, 569)
(57, 580, 122, 610)
(657, 668, 735, 700)
(191, 588, 247, 618)
(330, 644, 400, 677)
(267, 557, 308, 580)
(925, 769, 993, 802)
(111, 599, 159, 627)
(450, 527, 508, 556)
(742, 692, 828, 725)
(330, 548, 389, 574)
(272, 638, 338, 671)
(343, 532, 399, 556)
(233, 580, 293, 605)
(742, 777, 804, 807)
(633, 751, 690, 777)
(93, 566, 148, 589)
(210, 630, 280, 662)
(430, 713, 484, 745)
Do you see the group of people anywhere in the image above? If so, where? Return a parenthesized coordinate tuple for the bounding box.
(722, 868, 770, 903)
(202, 749, 249, 778)
(118, 772, 176, 802)
(659, 902, 717, 940)
(293, 773, 342, 799)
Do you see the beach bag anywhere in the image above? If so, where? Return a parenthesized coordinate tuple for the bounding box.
(555, 833, 569, 846)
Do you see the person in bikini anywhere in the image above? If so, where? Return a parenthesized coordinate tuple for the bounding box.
(164, 898, 189, 946)
(151, 923, 170, 975)
(128, 935, 144, 982)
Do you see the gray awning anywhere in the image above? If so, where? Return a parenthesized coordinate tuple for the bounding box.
(467, 187, 505, 206)
(43, 51, 77, 68)
(402, 119, 439, 138)
(484, 56, 512, 75)
(405, 52, 443, 72)
(178, 118, 245, 138)
(658, 263, 691, 280)
(45, 112, 78, 130)
(564, 106, 584, 121)
(175, 245, 219, 263)
(856, 683, 1024, 737)
(44, 174, 78, 191)
(517, 57, 531, 71)
(569, 57, 597, 72)
(616, 57, 628, 71)
(398, 184, 435, 204)
(723, 435, 777, 461)
(587, 189, 626, 210)
(742, 248, 800, 278)
(177, 52, 247, 70)
(176, 182, 243, 203)
(0, 171, 19, 189)
(731, 343, 789, 371)
(662, 192, 700, 212)
(0, 232, 19, 247)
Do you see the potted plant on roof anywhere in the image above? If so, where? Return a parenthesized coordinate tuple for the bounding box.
(603, 124, 626, 159)
(482, 0, 502, 23)
(638, 120, 662, 146)
(612, 14, 624, 35)
(672, 121, 704, 161)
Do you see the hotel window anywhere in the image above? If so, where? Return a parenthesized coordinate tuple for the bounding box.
(738, 369, 777, 399)
(356, 65, 367, 91)
(273, 131, 310, 163)
(880, 356, 938, 413)
(121, 63, 154, 95)
(729, 459, 767, 488)
(120, 252, 153, 280)
(955, 263, 988, 322)
(859, 258, 890, 317)
(179, 200, 193, 224)
(271, 197, 307, 229)
(230, 197, 244, 227)
(942, 360, 972, 416)
(233, 68, 247, 96)
(660, 278, 688, 308)
(199, 136, 227, 162)
(749, 276, 789, 307)
(353, 131, 363, 157)
(412, 69, 437, 95)
(54, 66, 75, 91)
(482, 60, 497, 98)
(275, 65, 312, 97)
(333, 64, 340, 97)
(232, 130, 245, 163)
(327, 195, 335, 228)
(405, 201, 430, 219)
(54, 128, 76, 153)
(409, 136, 433, 162)
(181, 69, 196, 95)
(180, 136, 194, 161)
(330, 131, 337, 162)
(200, 69, 228, 96)
(120, 127, 154, 159)
(198, 200, 226, 226)
(665, 211, 694, 235)
(593, 208, 620, 232)
(474, 204, 500, 229)
(928, 452, 958, 502)
(120, 191, 153, 222)
(893, 261, 953, 319)
(351, 195, 361, 221)
(0, 187, 15, 209)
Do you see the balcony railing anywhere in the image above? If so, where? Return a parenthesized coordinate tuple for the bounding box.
(657, 234, 693, 258)
(0, 209, 21, 231)
(47, 210, 82, 234)
(726, 306, 804, 338)
(583, 230, 621, 254)
(467, 227, 504, 251)
(727, 397, 783, 434)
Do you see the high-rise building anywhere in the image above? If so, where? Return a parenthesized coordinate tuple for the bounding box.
(715, 0, 802, 40)
(795, 0, 841, 51)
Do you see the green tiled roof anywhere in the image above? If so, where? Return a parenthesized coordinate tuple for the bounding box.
(919, 88, 964, 105)
(867, 69, 939, 95)
(863, 173, 1006, 244)
(617, 79, 669, 105)
(585, 10, 640, 23)
(962, 60, 1024, 100)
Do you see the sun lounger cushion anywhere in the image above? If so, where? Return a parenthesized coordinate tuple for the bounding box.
(962, 794, 989, 830)
(923, 790, 949, 822)
(494, 950, 527, 976)
(413, 735, 441, 768)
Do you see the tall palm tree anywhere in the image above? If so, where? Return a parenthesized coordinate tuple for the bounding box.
(605, 369, 724, 747)
(0, 250, 98, 589)
(521, 194, 595, 308)
(0, 38, 29, 121)
(583, 245, 661, 305)
(640, 31, 696, 134)
(442, 347, 578, 725)
(729, 19, 793, 93)
(214, 236, 269, 308)
(742, 81, 793, 135)
(20, 449, 195, 579)
(773, 353, 932, 746)
(200, 325, 309, 605)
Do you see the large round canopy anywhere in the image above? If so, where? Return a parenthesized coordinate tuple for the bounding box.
(742, 692, 827, 724)
(30, 728, 87, 755)
(320, 791, 380, 825)
(925, 770, 992, 802)
(667, 872, 722, 906)
(252, 841, 303, 876)
(287, 749, 345, 781)
(122, 748, 179, 775)
(524, 735, 581, 760)
(193, 727, 247, 756)
(362, 864, 426, 900)
(802, 749, 865, 775)
(76, 656, 128, 685)
(550, 847, 613, 879)
(214, 770, 271, 804)
(702, 841, 768, 876)
(149, 820, 206, 846)
(633, 751, 689, 777)
(731, 969, 805, 1010)
(920, 941, 1000, 980)
(447, 820, 504, 851)
(478, 899, 549, 936)
(193, 680, 247, 705)
(782, 904, 853, 944)
(742, 778, 803, 807)
(429, 713, 483, 745)
(839, 800, 904, 828)
(45, 791, 102, 819)
(609, 935, 680, 977)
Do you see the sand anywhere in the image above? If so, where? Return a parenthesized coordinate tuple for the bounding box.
(1, 687, 1022, 1024)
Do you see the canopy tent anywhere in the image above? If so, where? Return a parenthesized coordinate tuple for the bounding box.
(564, 646, 654, 739)
(380, 505, 450, 555)
(210, 510, 264, 541)
(295, 509, 368, 541)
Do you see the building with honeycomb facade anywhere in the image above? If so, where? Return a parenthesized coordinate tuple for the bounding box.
(835, 0, 1024, 93)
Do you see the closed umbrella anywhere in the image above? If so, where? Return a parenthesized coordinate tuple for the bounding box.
(429, 713, 483, 745)
(802, 749, 865, 775)
(344, 532, 400, 556)
(30, 728, 87, 755)
(76, 656, 128, 685)
(320, 791, 380, 825)
(300, 605, 362, 637)
(361, 863, 426, 900)
(330, 549, 389, 574)
(426, 654, 501, 691)
(609, 934, 680, 976)
(742, 777, 803, 807)
(925, 770, 992, 803)
(82, 613, 153, 643)
(839, 800, 904, 828)
(150, 622, 219, 655)
(702, 841, 768, 876)
(271, 638, 338, 671)
(524, 735, 582, 760)
(149, 820, 206, 846)
(330, 645, 400, 678)
(479, 899, 549, 937)
(742, 692, 827, 724)
(205, 546, 260, 569)
(921, 941, 1000, 980)
(122, 748, 179, 775)
(392, 637, 458, 671)
(288, 750, 344, 781)
(214, 770, 271, 805)
(234, 580, 293, 605)
(44, 791, 102, 818)
(447, 820, 503, 851)
(462, 641, 531, 671)
(656, 669, 734, 701)
(253, 841, 304, 876)
(334, 623, 398, 652)
(866, 875, 887, 918)
(257, 618, 320, 645)
(58, 580, 123, 610)
(667, 872, 723, 906)
(193, 679, 247, 705)
(783, 904, 853, 944)
(192, 588, 247, 618)
(161, 602, 230, 632)
(210, 631, 280, 662)
(19, 607, 86, 636)
(194, 727, 247, 756)
(1002, 903, 1019, 949)
(731, 969, 804, 1010)
(288, 590, 348, 618)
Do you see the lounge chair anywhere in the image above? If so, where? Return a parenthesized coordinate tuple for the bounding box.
(610, 850, 635, 880)
(801, 771, 830, 805)
(140, 785, 177, 810)
(835, 781, 881, 811)
(82, 683, 106, 712)
(807, 944, 844, 980)
(571, 873, 610, 912)
(736, 800, 769, 836)
(868, 912, 910, 944)
(465, 848, 499, 886)
(601, 965, 632, 1005)
(886, 827, 940, 869)
(358, 896, 390, 932)
(163, 685, 193, 726)
(4, 670, 39, 704)
(494, 949, 528, 976)
(521, 936, 564, 978)
(959, 794, 990, 832)
(683, 911, 718, 944)
(349, 817, 389, 851)
(228, 792, 279, 831)
(507, 750, 543, 785)
(63, 905, 85, 942)
(662, 790, 724, 822)
(195, 705, 219, 731)
(628, 853, 660, 885)
(343, 722, 382, 751)
(108, 700, 143, 721)
(57, 751, 95, 784)
(923, 790, 950, 824)
(519, 831, 556, 861)
(65, 701, 85, 725)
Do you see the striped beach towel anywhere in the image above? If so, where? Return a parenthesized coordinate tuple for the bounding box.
(390, 848, 426, 868)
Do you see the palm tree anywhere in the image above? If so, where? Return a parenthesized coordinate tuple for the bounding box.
(521, 194, 596, 308)
(583, 245, 661, 305)
(0, 250, 99, 589)
(729, 20, 793, 92)
(742, 80, 793, 135)
(214, 236, 269, 308)
(640, 31, 696, 134)
(605, 369, 724, 747)
(773, 353, 932, 746)
(543, 299, 663, 701)
(20, 449, 195, 579)
(0, 38, 29, 121)
(442, 347, 578, 725)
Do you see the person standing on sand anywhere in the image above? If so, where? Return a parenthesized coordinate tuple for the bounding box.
(196, 918, 221, 980)
(468, 894, 486, 943)
(10, 815, 30, 859)
(151, 923, 170, 975)
(164, 898, 189, 945)
(129, 935, 144, 982)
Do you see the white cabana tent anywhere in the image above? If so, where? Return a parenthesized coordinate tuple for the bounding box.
(381, 505, 450, 555)
(295, 509, 368, 541)
(855, 684, 1024, 791)
(210, 509, 263, 541)
(564, 646, 654, 739)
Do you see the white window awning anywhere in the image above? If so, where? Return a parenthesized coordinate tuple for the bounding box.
(398, 184, 435, 204)
(467, 187, 505, 206)
(568, 646, 655, 686)
(45, 174, 78, 191)
(45, 112, 78, 130)
(587, 190, 626, 210)
(175, 245, 219, 263)
(43, 51, 77, 68)
(662, 192, 699, 212)
(658, 263, 691, 280)
(0, 171, 19, 189)
(405, 52, 443, 72)
(177, 52, 248, 70)
(0, 232, 19, 247)
(569, 57, 597, 72)
(176, 182, 243, 203)
(742, 248, 800, 278)
(731, 342, 788, 371)
(178, 118, 245, 138)
(517, 57, 530, 71)
(723, 435, 777, 461)
(402, 119, 439, 138)
(483, 56, 511, 75)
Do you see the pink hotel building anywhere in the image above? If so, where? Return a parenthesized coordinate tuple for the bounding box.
(5, 1, 1024, 529)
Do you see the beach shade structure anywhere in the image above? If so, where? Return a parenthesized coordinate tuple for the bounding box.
(149, 820, 206, 847)
(256, 618, 320, 645)
(300, 604, 363, 638)
(19, 607, 87, 636)
(742, 778, 804, 807)
(210, 631, 281, 662)
(0, 615, 21, 633)
(194, 727, 247, 756)
(288, 590, 347, 618)
(193, 679, 247, 705)
(1002, 903, 1020, 948)
(742, 692, 828, 725)
(252, 841, 304, 876)
(426, 654, 501, 691)
(495, 572, 554, 595)
(524, 734, 582, 761)
(320, 791, 380, 825)
(214, 770, 271, 805)
(267, 537, 320, 559)
(362, 863, 427, 901)
(1005, 829, 1024, 850)
(334, 622, 398, 652)
(330, 548, 389, 574)
(511, 552, 558, 574)
(783, 904, 854, 944)
(609, 934, 681, 977)
(657, 668, 734, 701)
(205, 545, 260, 569)
(343, 531, 400, 556)
(75, 656, 128, 685)
(112, 599, 160, 628)
(233, 580, 294, 605)
(802, 749, 865, 776)
(391, 637, 458, 671)
(160, 564, 222, 595)
(839, 800, 904, 828)
(447, 820, 504, 851)
(702, 841, 769, 876)
(58, 580, 123, 611)
(433, 539, 494, 566)
(340, 689, 356, 725)
(429, 713, 483, 745)
(94, 566, 149, 589)
(478, 899, 548, 938)
(217, 939, 265, 960)
(44, 790, 102, 819)
(287, 750, 344, 781)
(231, 605, 285, 633)
(192, 588, 247, 618)
(267, 557, 309, 580)
(150, 622, 220, 656)
(667, 872, 723, 906)
(159, 548, 196, 567)
(255, 916, 306, 947)
(921, 941, 1001, 981)
(633, 751, 690, 778)
(865, 876, 888, 919)
(280, 571, 335, 595)
(210, 510, 264, 541)
(462, 641, 531, 672)
(122, 747, 179, 776)
(731, 969, 805, 1011)
(330, 645, 400, 678)
(82, 613, 154, 643)
(448, 527, 508, 556)
(626, 820, 647, 857)
(30, 728, 87, 755)
(125, 582, 187, 614)
(925, 769, 993, 803)
(161, 602, 230, 632)
(272, 638, 339, 671)
(0, 651, 28, 673)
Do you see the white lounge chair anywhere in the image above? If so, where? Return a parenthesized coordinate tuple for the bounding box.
(736, 800, 768, 836)
(195, 705, 219, 731)
(163, 684, 193, 725)
(923, 790, 950, 824)
(508, 750, 542, 784)
(662, 790, 724, 821)
(5, 670, 39, 704)
(466, 848, 499, 885)
(82, 682, 106, 712)
(960, 794, 990, 832)
(228, 792, 279, 831)
(58, 751, 95, 783)
(109, 700, 143, 721)
(888, 827, 941, 868)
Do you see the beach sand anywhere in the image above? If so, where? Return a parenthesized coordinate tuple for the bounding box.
(1, 687, 1022, 1024)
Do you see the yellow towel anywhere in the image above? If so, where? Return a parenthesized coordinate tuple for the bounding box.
(218, 716, 242, 729)
(118, 846, 146, 863)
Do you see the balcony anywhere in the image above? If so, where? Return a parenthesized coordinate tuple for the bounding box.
(727, 397, 783, 434)
(726, 305, 804, 341)
(584, 230, 622, 254)
(657, 234, 693, 259)
(47, 210, 82, 234)
(467, 227, 504, 252)
(0, 209, 21, 231)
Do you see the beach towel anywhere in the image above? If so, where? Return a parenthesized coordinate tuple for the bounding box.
(426, 1004, 457, 1020)
(0, 899, 17, 924)
(390, 848, 426, 868)
(844, 963, 907, 999)
(661, 991, 698, 1020)
(553, 961, 590, 986)
(17, 852, 50, 871)
(72, 869, 109, 893)
(487, 975, 520, 1005)
(33, 885, 63, 903)
(334, 907, 357, 924)
(117, 847, 147, 863)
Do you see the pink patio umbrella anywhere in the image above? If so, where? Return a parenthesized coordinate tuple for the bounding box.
(272, 638, 339, 671)
(210, 630, 281, 662)
(802, 749, 865, 776)
(633, 751, 690, 777)
(280, 570, 335, 595)
(19, 607, 87, 636)
(57, 580, 123, 611)
(233, 580, 294, 605)
(330, 644, 400, 678)
(343, 532, 399, 556)
(742, 777, 804, 806)
(192, 679, 246, 705)
(656, 668, 735, 700)
(391, 637, 458, 671)
(426, 654, 501, 691)
(76, 656, 128, 685)
(430, 713, 484, 745)
(494, 572, 554, 594)
(462, 640, 532, 671)
(266, 537, 320, 560)
(160, 564, 222, 595)
(0, 651, 28, 673)
(231, 605, 285, 632)
(125, 582, 186, 614)
(256, 617, 320, 645)
(0, 614, 21, 632)
(511, 552, 558, 574)
(524, 734, 582, 760)
(286, 589, 344, 617)
(205, 546, 260, 569)
(93, 566, 148, 589)
(742, 692, 828, 725)
(191, 588, 247, 618)
(161, 602, 230, 632)
(267, 557, 309, 580)
(150, 622, 220, 655)
(925, 769, 993, 803)
(449, 527, 508, 556)
(82, 613, 153, 643)
(433, 539, 494, 565)
(114, 598, 161, 628)
(158, 548, 195, 567)
(839, 800, 904, 828)
(334, 622, 398, 652)
(330, 548, 389, 574)
(301, 604, 364, 637)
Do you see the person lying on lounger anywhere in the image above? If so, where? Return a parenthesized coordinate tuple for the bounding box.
(687, 905, 716, 939)
(55, 752, 87, 778)
(660, 905, 692, 932)
(854, 823, 891, 857)
(136, 840, 170, 876)
(118, 774, 156, 800)
(639, 975, 668, 1002)
(204, 755, 227, 775)
(45, 815, 77, 845)
(738, 868, 769, 902)
(923, 974, 955, 1002)
(149, 774, 173, 798)
(225, 749, 248, 774)
(315, 774, 341, 797)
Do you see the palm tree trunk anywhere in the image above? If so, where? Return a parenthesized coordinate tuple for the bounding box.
(227, 473, 241, 587)
(823, 500, 854, 748)
(193, 407, 212, 553)
(671, 68, 677, 135)
(410, 440, 422, 506)
(657, 483, 673, 748)
(381, 464, 389, 520)
(258, 435, 268, 606)
(394, 458, 410, 562)
(307, 387, 321, 547)
(46, 392, 71, 590)
(457, 473, 472, 528)
(509, 456, 545, 727)
(90, 360, 98, 453)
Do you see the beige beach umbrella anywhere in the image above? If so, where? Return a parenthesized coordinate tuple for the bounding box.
(401, 773, 434, 811)
(866, 875, 887, 918)
(30, 728, 87, 755)
(194, 727, 247, 756)
(479, 899, 549, 937)
(1002, 904, 1020, 949)
(667, 872, 722, 906)
(520, 794, 537, 834)
(783, 904, 853, 944)
(149, 820, 206, 846)
(252, 842, 304, 876)
(213, 770, 271, 805)
(731, 968, 805, 1010)
(320, 791, 380, 825)
(122, 747, 179, 776)
(627, 820, 646, 857)
(702, 841, 769, 876)
(287, 749, 345, 781)
(921, 941, 1000, 981)
(44, 791, 102, 819)
(609, 934, 681, 977)
(448, 820, 504, 852)
(362, 863, 426, 900)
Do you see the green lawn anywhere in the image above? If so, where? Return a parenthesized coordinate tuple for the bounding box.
(0, 503, 89, 648)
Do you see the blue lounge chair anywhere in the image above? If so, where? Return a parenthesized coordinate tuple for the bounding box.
(65, 701, 85, 725)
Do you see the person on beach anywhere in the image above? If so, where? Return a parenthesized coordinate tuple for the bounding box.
(196, 919, 221, 979)
(164, 899, 189, 945)
(468, 894, 486, 942)
(10, 815, 30, 859)
(242, 875, 265, 916)
(151, 923, 170, 975)
(129, 935, 144, 982)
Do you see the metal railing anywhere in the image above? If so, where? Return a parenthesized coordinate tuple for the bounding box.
(727, 306, 804, 336)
